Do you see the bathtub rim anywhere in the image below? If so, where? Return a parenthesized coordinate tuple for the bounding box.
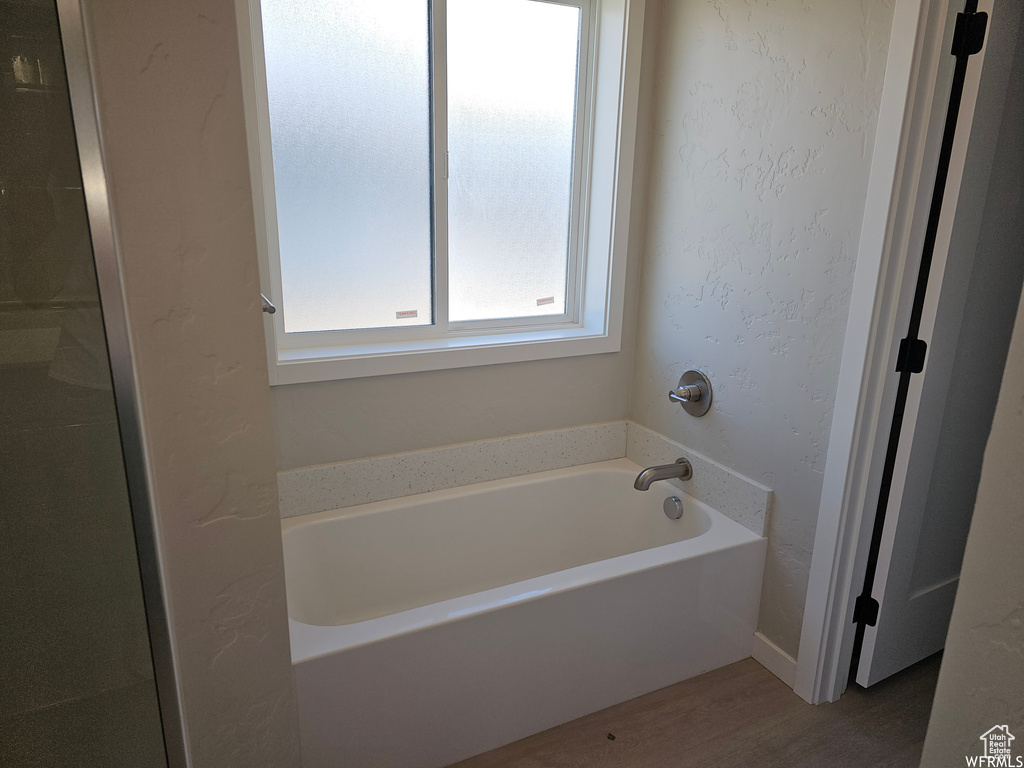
(283, 459, 763, 664)
(282, 458, 701, 529)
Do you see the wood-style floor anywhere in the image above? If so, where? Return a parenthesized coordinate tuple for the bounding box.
(452, 653, 942, 768)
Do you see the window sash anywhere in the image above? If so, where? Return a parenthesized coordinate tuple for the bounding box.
(255, 0, 594, 352)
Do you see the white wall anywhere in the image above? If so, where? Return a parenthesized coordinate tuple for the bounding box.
(84, 1, 302, 764)
(269, 4, 664, 471)
(921, 295, 1024, 762)
(630, 0, 894, 657)
(272, 352, 635, 470)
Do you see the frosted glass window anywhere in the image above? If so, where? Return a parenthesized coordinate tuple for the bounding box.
(262, 0, 433, 333)
(447, 0, 582, 323)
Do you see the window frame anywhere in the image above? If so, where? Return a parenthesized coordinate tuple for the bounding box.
(237, 0, 646, 384)
(439, 0, 592, 335)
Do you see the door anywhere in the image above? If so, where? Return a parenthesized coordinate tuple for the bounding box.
(855, 0, 1024, 687)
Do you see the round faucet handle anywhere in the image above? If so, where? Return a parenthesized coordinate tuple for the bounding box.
(668, 383, 702, 403)
(669, 370, 713, 417)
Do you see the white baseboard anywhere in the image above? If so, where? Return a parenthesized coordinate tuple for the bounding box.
(752, 631, 797, 689)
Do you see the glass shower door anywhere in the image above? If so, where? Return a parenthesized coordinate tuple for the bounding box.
(0, 1, 168, 765)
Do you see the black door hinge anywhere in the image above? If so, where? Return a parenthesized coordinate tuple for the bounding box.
(896, 337, 928, 373)
(951, 11, 988, 57)
(853, 594, 880, 627)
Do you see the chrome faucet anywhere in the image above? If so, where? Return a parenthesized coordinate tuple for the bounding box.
(633, 458, 693, 490)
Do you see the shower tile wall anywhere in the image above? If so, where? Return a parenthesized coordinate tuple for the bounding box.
(0, 2, 165, 765)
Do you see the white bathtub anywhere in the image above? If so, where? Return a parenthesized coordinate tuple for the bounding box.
(284, 458, 766, 768)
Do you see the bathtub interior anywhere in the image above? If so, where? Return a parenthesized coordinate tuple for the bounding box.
(282, 459, 715, 627)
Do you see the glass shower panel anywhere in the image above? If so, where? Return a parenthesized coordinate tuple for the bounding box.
(0, 2, 167, 766)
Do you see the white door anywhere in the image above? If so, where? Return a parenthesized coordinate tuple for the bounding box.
(855, 0, 1023, 687)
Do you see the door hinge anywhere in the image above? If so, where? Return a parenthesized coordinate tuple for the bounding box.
(951, 11, 988, 57)
(853, 594, 880, 627)
(896, 337, 928, 373)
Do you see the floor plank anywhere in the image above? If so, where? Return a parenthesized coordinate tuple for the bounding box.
(451, 653, 942, 768)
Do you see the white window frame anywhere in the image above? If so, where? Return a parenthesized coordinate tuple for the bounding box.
(236, 0, 645, 385)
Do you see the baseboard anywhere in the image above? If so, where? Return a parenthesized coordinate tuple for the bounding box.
(751, 631, 797, 689)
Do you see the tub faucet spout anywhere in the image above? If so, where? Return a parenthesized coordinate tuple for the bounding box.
(633, 458, 693, 490)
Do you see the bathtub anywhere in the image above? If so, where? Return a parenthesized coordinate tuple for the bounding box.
(284, 458, 766, 768)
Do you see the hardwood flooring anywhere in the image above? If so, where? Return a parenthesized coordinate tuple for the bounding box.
(452, 653, 942, 768)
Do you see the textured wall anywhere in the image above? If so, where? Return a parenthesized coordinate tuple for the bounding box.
(84, 1, 302, 765)
(272, 353, 634, 469)
(270, 4, 662, 471)
(922, 278, 1024, 766)
(631, 0, 894, 657)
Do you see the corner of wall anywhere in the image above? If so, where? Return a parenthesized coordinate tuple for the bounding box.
(622, 0, 664, 423)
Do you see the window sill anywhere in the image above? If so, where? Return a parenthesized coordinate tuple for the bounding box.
(270, 323, 621, 385)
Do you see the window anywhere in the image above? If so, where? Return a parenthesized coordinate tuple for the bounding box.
(239, 0, 644, 383)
